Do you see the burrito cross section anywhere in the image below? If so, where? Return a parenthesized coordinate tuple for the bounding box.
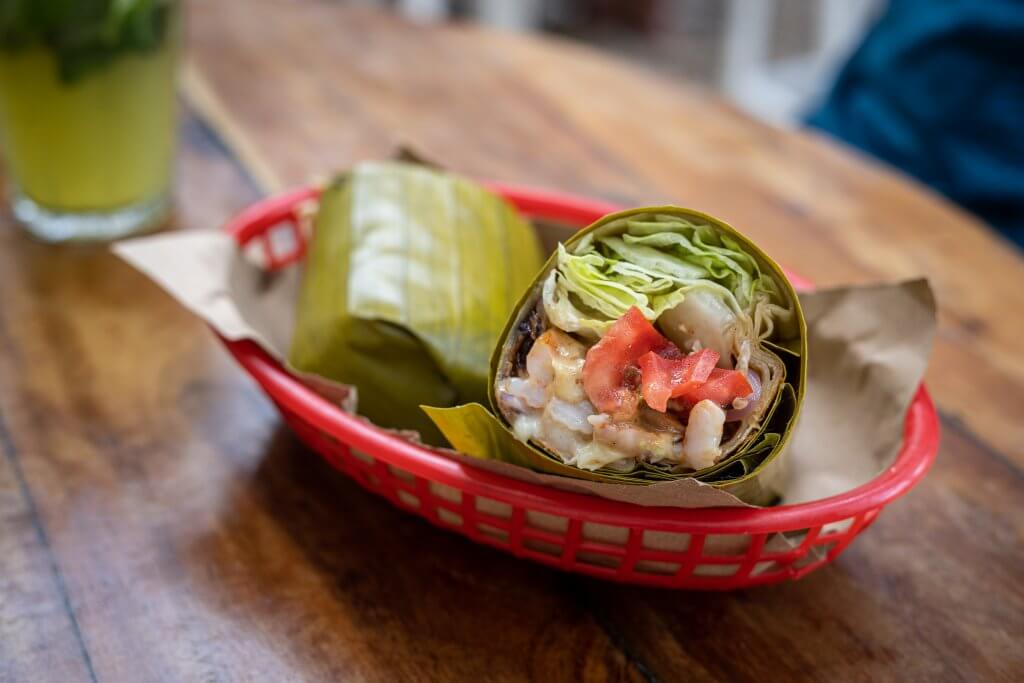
(491, 208, 807, 483)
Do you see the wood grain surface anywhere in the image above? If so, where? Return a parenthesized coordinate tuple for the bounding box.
(0, 1, 1021, 681)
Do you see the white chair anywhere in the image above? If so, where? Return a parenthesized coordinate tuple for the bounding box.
(720, 0, 886, 126)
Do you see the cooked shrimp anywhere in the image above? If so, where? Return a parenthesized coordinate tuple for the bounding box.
(499, 377, 546, 410)
(529, 329, 585, 379)
(499, 329, 586, 412)
(537, 398, 594, 461)
(589, 414, 680, 464)
(681, 399, 725, 469)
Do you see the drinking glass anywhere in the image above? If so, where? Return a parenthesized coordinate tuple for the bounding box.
(0, 1, 181, 242)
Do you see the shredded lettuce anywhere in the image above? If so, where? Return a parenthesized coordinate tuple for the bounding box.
(543, 216, 791, 341)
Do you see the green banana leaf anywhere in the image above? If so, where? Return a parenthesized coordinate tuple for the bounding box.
(289, 161, 543, 445)
(425, 206, 807, 498)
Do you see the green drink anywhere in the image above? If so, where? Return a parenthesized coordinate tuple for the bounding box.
(0, 1, 180, 241)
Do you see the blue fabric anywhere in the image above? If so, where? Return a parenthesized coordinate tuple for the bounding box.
(806, 0, 1024, 247)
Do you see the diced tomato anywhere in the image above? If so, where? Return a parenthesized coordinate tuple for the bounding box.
(582, 307, 675, 419)
(679, 368, 753, 408)
(638, 348, 720, 412)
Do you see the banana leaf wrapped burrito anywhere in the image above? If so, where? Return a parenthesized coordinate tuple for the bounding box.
(289, 161, 543, 445)
(426, 207, 806, 497)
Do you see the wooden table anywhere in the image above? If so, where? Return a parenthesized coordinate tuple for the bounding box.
(2, 1, 1021, 680)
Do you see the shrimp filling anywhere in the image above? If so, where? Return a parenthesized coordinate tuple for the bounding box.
(497, 317, 751, 471)
(494, 212, 795, 474)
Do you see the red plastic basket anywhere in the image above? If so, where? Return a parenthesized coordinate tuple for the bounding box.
(220, 184, 940, 589)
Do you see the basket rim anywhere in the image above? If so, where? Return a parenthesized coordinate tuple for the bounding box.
(220, 183, 940, 533)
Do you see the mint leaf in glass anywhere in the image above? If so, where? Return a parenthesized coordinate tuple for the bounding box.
(0, 0, 176, 83)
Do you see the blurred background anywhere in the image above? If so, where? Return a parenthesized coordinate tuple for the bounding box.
(355, 0, 1024, 249)
(368, 0, 881, 126)
(1, 0, 1021, 247)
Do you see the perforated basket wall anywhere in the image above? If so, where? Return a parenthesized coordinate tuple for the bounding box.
(221, 185, 939, 590)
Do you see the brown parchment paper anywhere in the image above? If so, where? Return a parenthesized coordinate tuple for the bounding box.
(761, 280, 936, 505)
(114, 232, 935, 511)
